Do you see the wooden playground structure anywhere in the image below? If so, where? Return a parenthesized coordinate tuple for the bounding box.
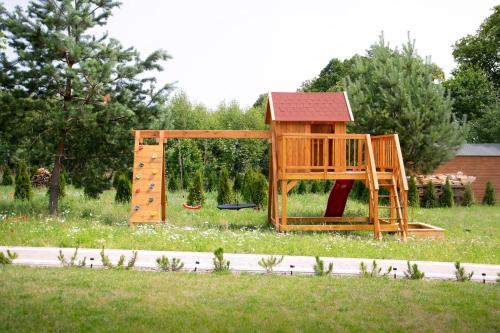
(130, 92, 443, 239)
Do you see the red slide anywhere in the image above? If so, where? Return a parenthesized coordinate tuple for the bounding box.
(324, 180, 354, 217)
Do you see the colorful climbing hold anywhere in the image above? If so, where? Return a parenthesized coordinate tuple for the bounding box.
(148, 197, 154, 203)
(136, 174, 142, 180)
(138, 145, 144, 150)
(152, 170, 158, 175)
(133, 205, 140, 211)
(151, 153, 157, 159)
(149, 183, 155, 189)
(139, 162, 144, 168)
(135, 189, 141, 194)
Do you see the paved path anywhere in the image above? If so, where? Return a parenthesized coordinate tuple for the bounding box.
(2, 246, 498, 283)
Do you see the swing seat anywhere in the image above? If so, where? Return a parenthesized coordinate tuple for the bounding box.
(217, 203, 256, 210)
(183, 203, 202, 210)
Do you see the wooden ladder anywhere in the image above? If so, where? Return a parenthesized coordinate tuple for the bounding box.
(377, 174, 406, 240)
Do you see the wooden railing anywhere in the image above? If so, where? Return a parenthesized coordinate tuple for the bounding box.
(279, 133, 370, 175)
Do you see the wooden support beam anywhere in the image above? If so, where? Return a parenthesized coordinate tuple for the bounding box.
(281, 224, 400, 232)
(131, 130, 271, 139)
(286, 180, 298, 193)
(271, 131, 280, 231)
(281, 180, 288, 229)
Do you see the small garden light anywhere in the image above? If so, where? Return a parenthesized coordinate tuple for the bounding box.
(393, 267, 397, 279)
(290, 264, 295, 276)
(90, 257, 94, 268)
(482, 273, 486, 284)
(194, 261, 200, 272)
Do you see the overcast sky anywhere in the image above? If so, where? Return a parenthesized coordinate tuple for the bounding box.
(3, 0, 498, 109)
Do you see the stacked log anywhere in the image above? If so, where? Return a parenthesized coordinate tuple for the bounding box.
(415, 172, 476, 205)
(31, 168, 51, 187)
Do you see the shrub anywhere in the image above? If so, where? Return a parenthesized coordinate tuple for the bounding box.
(14, 161, 32, 201)
(242, 169, 268, 209)
(313, 256, 333, 276)
(297, 181, 307, 194)
(323, 180, 333, 193)
(310, 181, 321, 193)
(350, 180, 369, 202)
(217, 167, 234, 204)
(1, 165, 13, 185)
(422, 181, 438, 208)
(187, 171, 205, 206)
(114, 175, 132, 203)
(205, 170, 217, 192)
(408, 176, 420, 207)
(439, 177, 454, 207)
(58, 247, 86, 267)
(156, 256, 184, 272)
(482, 181, 496, 205)
(0, 250, 18, 265)
(258, 255, 284, 273)
(404, 261, 425, 280)
(168, 175, 179, 192)
(213, 247, 230, 272)
(100, 247, 137, 270)
(233, 173, 243, 193)
(454, 261, 473, 282)
(462, 183, 474, 206)
(359, 260, 392, 278)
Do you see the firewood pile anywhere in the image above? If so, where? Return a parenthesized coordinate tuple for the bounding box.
(31, 167, 51, 187)
(415, 172, 476, 204)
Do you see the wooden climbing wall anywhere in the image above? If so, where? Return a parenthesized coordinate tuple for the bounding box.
(130, 133, 165, 225)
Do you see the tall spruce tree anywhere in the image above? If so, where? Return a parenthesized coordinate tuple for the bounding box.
(217, 166, 234, 204)
(14, 161, 32, 201)
(346, 35, 464, 174)
(1, 1, 171, 214)
(1, 165, 13, 186)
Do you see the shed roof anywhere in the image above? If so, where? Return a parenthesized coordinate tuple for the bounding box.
(456, 144, 500, 156)
(265, 92, 353, 124)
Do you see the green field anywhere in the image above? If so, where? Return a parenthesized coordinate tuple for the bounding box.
(1, 186, 499, 264)
(0, 266, 498, 333)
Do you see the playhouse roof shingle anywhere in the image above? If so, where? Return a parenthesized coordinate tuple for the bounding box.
(265, 92, 353, 124)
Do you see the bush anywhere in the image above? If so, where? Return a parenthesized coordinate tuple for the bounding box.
(323, 180, 333, 193)
(439, 177, 454, 207)
(115, 175, 132, 203)
(297, 181, 307, 194)
(482, 181, 496, 205)
(462, 183, 474, 206)
(187, 171, 205, 206)
(213, 247, 230, 272)
(1, 165, 13, 185)
(454, 261, 473, 282)
(422, 181, 438, 208)
(359, 260, 392, 278)
(242, 169, 268, 209)
(258, 255, 284, 273)
(168, 175, 179, 192)
(0, 250, 18, 265)
(233, 173, 243, 193)
(404, 261, 425, 280)
(156, 256, 184, 272)
(100, 247, 137, 270)
(310, 181, 321, 193)
(14, 161, 32, 201)
(313, 256, 333, 276)
(350, 180, 369, 202)
(408, 176, 420, 207)
(217, 167, 234, 204)
(58, 247, 86, 267)
(205, 170, 217, 192)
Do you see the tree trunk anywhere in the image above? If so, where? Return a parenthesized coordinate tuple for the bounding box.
(49, 140, 65, 215)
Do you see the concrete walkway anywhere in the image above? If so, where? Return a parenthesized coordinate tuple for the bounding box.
(2, 246, 499, 283)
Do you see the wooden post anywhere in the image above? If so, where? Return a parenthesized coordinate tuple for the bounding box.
(281, 180, 288, 229)
(267, 142, 273, 226)
(271, 131, 280, 231)
(161, 134, 166, 223)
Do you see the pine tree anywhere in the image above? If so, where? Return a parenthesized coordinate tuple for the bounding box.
(168, 175, 179, 192)
(323, 180, 333, 193)
(297, 181, 307, 194)
(1, 1, 171, 213)
(408, 176, 420, 207)
(440, 177, 454, 207)
(462, 183, 474, 206)
(241, 169, 268, 209)
(217, 167, 234, 204)
(114, 175, 132, 203)
(14, 161, 32, 201)
(1, 165, 13, 186)
(233, 173, 243, 193)
(422, 181, 438, 208)
(187, 171, 205, 206)
(310, 181, 321, 193)
(205, 170, 217, 192)
(483, 181, 496, 206)
(347, 34, 464, 174)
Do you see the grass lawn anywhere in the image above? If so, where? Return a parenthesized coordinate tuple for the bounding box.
(0, 266, 498, 332)
(1, 185, 499, 264)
